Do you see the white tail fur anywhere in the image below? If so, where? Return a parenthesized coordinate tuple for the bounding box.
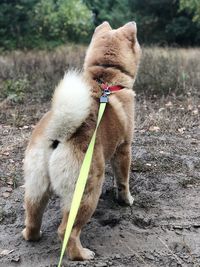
(46, 71, 91, 141)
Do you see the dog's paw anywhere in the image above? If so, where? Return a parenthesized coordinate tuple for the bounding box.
(22, 228, 42, 241)
(81, 248, 95, 260)
(68, 247, 95, 261)
(118, 191, 134, 206)
(125, 193, 134, 206)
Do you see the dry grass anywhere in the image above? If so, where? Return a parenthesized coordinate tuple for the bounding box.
(0, 46, 200, 103)
(0, 46, 199, 132)
(0, 45, 86, 103)
(135, 47, 200, 96)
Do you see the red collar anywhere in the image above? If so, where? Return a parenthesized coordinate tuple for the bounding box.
(100, 82, 124, 92)
(99, 82, 123, 103)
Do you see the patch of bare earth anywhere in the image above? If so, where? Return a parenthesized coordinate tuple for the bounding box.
(0, 95, 200, 267)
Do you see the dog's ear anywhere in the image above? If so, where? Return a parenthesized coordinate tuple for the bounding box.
(121, 21, 137, 42)
(94, 21, 112, 34)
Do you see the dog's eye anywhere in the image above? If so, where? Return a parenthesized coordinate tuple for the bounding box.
(51, 140, 60, 149)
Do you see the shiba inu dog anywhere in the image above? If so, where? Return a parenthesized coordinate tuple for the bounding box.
(22, 21, 141, 260)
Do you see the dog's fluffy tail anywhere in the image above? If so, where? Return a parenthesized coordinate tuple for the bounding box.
(46, 71, 91, 141)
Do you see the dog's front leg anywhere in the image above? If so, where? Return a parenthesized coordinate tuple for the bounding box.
(111, 142, 134, 206)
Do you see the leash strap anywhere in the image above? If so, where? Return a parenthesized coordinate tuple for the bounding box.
(58, 102, 107, 267)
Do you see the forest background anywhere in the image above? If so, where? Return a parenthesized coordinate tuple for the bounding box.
(0, 0, 200, 50)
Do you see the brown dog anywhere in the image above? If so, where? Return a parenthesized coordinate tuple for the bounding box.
(22, 21, 141, 261)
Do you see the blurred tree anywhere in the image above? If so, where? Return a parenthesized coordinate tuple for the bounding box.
(33, 0, 92, 43)
(83, 0, 131, 27)
(84, 0, 200, 46)
(0, 0, 39, 48)
(0, 0, 200, 49)
(0, 0, 92, 49)
(180, 0, 200, 24)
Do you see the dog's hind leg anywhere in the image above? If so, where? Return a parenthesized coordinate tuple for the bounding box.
(58, 212, 95, 261)
(22, 190, 50, 241)
(22, 144, 51, 241)
(58, 150, 105, 261)
(111, 142, 134, 206)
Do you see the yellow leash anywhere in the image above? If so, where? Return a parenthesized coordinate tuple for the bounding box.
(57, 102, 107, 267)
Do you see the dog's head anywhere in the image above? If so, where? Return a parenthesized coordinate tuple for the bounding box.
(84, 21, 141, 87)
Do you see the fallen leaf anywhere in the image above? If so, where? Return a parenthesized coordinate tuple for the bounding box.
(192, 109, 198, 115)
(7, 180, 13, 186)
(2, 192, 11, 198)
(2, 152, 9, 156)
(0, 249, 14, 256)
(149, 126, 160, 132)
(187, 104, 193, 111)
(165, 101, 173, 107)
(178, 127, 185, 134)
(139, 129, 146, 133)
(5, 187, 13, 192)
(158, 108, 165, 112)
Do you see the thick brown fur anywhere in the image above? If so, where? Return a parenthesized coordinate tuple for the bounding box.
(22, 21, 141, 261)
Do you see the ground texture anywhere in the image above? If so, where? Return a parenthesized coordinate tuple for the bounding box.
(0, 96, 200, 267)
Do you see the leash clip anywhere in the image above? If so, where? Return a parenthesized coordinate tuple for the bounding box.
(104, 88, 111, 95)
(100, 95, 108, 103)
(100, 88, 110, 103)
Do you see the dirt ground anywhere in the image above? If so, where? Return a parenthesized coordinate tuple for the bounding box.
(0, 96, 200, 267)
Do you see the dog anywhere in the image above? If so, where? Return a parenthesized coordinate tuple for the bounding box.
(22, 21, 141, 261)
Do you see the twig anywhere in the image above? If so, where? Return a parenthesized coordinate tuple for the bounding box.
(158, 237, 186, 267)
(119, 239, 150, 267)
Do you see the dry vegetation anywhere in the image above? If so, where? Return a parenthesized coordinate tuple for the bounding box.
(0, 46, 199, 131)
(0, 46, 200, 101)
(136, 47, 200, 96)
(0, 45, 86, 103)
(0, 46, 200, 102)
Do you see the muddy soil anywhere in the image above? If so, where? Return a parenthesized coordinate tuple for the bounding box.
(0, 99, 200, 267)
